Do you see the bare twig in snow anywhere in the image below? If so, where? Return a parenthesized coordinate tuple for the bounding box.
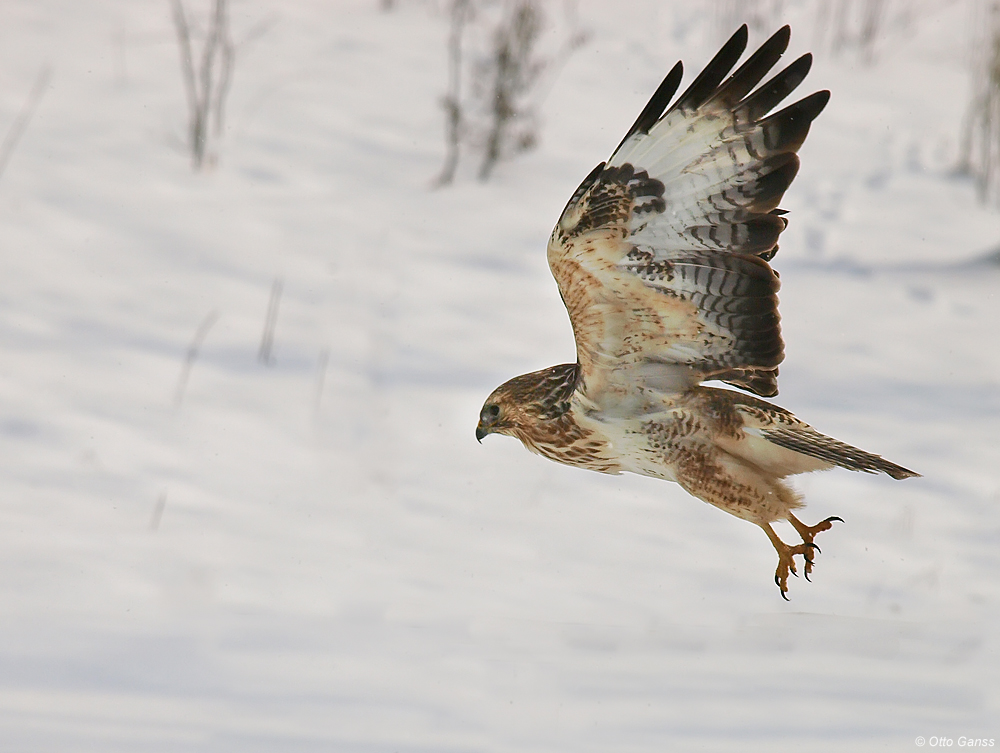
(170, 0, 235, 169)
(479, 2, 543, 181)
(150, 492, 167, 531)
(714, 0, 785, 42)
(959, 1, 1000, 204)
(315, 348, 330, 414)
(432, 0, 586, 184)
(832, 0, 851, 55)
(813, 0, 888, 64)
(174, 309, 219, 407)
(858, 0, 887, 64)
(0, 66, 52, 181)
(258, 278, 283, 366)
(171, 0, 200, 159)
(209, 0, 235, 138)
(432, 0, 472, 188)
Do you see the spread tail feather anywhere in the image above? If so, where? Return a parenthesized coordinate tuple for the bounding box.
(762, 427, 919, 480)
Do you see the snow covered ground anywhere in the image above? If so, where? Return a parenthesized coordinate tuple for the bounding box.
(0, 0, 997, 750)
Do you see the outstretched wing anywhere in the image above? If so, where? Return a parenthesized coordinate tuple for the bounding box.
(548, 26, 828, 401)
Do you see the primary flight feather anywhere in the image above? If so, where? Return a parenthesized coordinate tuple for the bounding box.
(476, 26, 918, 599)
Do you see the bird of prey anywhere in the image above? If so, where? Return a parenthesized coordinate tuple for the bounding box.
(475, 26, 918, 598)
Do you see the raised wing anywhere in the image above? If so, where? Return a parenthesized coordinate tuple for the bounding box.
(548, 26, 828, 400)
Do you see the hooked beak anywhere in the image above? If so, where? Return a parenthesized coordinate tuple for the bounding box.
(475, 424, 487, 443)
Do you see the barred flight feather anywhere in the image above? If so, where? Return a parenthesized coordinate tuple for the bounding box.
(479, 27, 918, 600)
(762, 427, 919, 480)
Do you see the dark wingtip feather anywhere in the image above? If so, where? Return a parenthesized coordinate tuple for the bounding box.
(855, 455, 920, 480)
(799, 89, 831, 118)
(712, 25, 791, 108)
(757, 90, 829, 155)
(738, 53, 815, 123)
(667, 25, 749, 116)
(612, 62, 683, 156)
(883, 464, 921, 481)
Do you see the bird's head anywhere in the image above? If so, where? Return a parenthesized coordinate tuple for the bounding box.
(476, 364, 580, 443)
(475, 384, 519, 443)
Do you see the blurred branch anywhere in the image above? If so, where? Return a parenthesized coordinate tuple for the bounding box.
(150, 492, 167, 531)
(811, 0, 889, 65)
(209, 0, 235, 138)
(170, 0, 200, 158)
(174, 309, 219, 407)
(432, 0, 586, 185)
(714, 0, 784, 43)
(432, 0, 471, 188)
(858, 0, 888, 64)
(479, 2, 543, 181)
(958, 1, 1000, 204)
(170, 0, 235, 169)
(258, 278, 283, 366)
(314, 348, 330, 414)
(0, 65, 52, 181)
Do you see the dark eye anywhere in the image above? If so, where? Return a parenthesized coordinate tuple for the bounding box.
(481, 404, 500, 422)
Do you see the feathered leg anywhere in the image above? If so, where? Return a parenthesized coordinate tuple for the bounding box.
(670, 449, 816, 598)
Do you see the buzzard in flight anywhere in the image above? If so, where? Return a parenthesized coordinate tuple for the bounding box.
(475, 26, 918, 598)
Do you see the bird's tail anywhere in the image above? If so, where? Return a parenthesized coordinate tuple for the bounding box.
(762, 427, 919, 480)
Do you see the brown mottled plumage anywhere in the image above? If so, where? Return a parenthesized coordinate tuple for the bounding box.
(476, 26, 918, 598)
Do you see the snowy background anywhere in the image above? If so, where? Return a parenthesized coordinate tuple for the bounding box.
(0, 0, 997, 750)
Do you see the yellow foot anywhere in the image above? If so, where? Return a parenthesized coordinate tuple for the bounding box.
(760, 522, 827, 600)
(788, 514, 844, 581)
(772, 540, 818, 600)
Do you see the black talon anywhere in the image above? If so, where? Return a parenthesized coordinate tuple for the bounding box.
(805, 542, 821, 554)
(826, 516, 844, 524)
(780, 589, 790, 601)
(804, 570, 811, 582)
(775, 574, 781, 588)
